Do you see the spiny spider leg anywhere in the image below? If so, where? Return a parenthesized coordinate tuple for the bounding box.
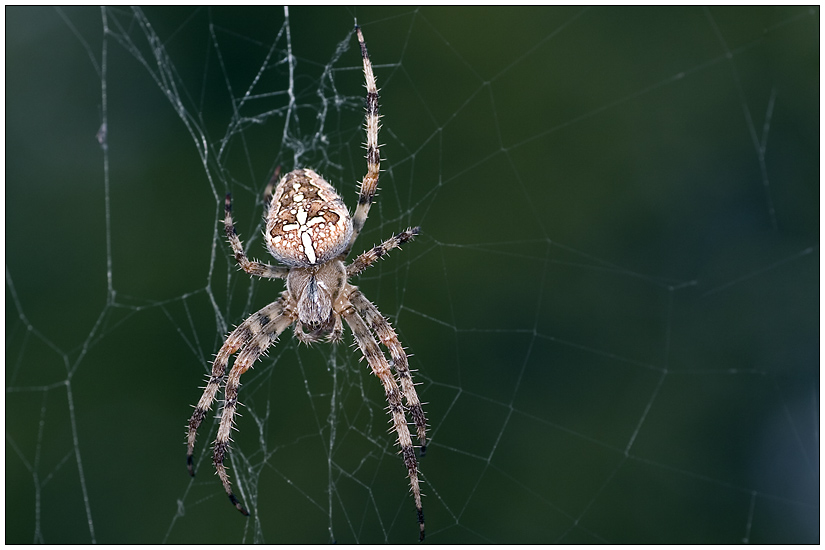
(187, 298, 293, 475)
(348, 289, 428, 453)
(346, 227, 420, 278)
(213, 297, 295, 514)
(225, 194, 288, 280)
(344, 26, 381, 257)
(341, 304, 425, 541)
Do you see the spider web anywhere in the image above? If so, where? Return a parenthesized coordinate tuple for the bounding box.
(5, 6, 819, 544)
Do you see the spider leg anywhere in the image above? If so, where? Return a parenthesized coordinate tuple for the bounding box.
(342, 305, 425, 541)
(346, 227, 420, 278)
(187, 296, 292, 476)
(345, 26, 380, 256)
(213, 303, 296, 515)
(225, 193, 288, 279)
(349, 289, 428, 453)
(262, 165, 282, 210)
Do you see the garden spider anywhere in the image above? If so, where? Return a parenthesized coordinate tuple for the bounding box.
(186, 26, 428, 541)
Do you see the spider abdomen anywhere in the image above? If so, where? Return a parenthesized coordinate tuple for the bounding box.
(266, 168, 353, 267)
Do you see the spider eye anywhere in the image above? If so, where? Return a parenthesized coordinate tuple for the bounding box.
(266, 168, 353, 266)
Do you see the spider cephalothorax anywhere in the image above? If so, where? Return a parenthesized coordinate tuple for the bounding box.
(186, 26, 428, 541)
(287, 257, 346, 341)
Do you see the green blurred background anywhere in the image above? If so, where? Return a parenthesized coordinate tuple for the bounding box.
(6, 6, 818, 543)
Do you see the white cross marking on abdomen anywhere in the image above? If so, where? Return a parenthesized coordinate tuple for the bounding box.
(282, 207, 327, 264)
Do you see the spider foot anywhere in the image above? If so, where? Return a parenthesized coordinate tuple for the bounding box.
(187, 454, 195, 477)
(229, 492, 250, 516)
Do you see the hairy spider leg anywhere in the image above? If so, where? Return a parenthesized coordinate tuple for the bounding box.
(345, 26, 381, 257)
(187, 298, 293, 475)
(213, 300, 296, 514)
(349, 289, 428, 453)
(346, 227, 420, 278)
(342, 305, 425, 541)
(225, 193, 288, 280)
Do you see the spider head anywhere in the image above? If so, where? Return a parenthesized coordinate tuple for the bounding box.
(286, 260, 346, 329)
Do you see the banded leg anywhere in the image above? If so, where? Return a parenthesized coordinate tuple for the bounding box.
(342, 307, 425, 541)
(346, 26, 381, 254)
(346, 227, 420, 278)
(349, 289, 428, 453)
(225, 194, 288, 279)
(187, 297, 292, 475)
(213, 307, 295, 514)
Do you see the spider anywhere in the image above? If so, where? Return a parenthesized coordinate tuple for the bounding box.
(186, 26, 428, 541)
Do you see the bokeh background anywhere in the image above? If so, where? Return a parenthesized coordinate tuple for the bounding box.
(6, 6, 819, 543)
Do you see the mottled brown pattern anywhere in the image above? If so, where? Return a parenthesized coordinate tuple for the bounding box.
(265, 168, 352, 266)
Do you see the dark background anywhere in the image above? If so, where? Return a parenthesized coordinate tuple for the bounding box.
(6, 6, 819, 543)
